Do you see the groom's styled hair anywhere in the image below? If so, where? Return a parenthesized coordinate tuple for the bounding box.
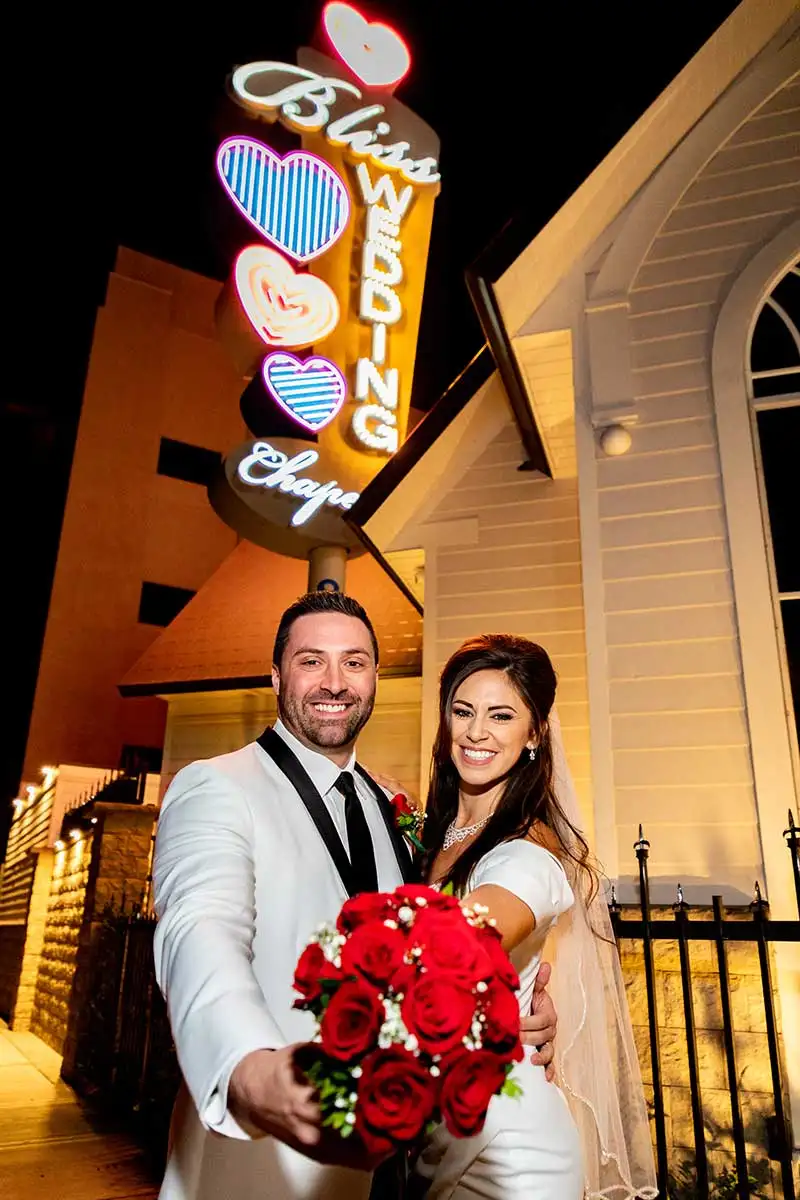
(273, 592, 380, 669)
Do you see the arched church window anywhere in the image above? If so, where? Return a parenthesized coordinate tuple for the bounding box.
(749, 261, 799, 740)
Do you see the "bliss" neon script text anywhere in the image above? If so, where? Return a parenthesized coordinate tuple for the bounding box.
(231, 62, 440, 187)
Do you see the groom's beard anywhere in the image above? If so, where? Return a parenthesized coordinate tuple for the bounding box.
(279, 687, 375, 750)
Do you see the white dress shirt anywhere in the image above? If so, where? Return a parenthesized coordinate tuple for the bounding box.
(272, 718, 399, 883)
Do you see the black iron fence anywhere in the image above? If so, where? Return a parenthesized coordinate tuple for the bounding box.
(69, 908, 179, 1167)
(609, 813, 799, 1199)
(68, 817, 800, 1197)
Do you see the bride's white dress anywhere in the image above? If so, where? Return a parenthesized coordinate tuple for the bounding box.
(415, 840, 585, 1199)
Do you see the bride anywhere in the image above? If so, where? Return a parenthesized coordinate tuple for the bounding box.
(411, 633, 657, 1200)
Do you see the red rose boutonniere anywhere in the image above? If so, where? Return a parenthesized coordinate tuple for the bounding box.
(390, 793, 426, 853)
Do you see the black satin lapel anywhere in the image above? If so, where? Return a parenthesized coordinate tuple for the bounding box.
(257, 728, 357, 897)
(354, 764, 421, 884)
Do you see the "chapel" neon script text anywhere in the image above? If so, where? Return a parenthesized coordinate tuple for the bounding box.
(237, 441, 361, 526)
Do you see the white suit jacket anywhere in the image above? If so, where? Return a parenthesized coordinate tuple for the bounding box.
(152, 723, 407, 1200)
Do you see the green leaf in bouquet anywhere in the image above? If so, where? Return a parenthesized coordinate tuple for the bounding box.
(330, 1067, 354, 1085)
(439, 881, 455, 896)
(501, 1074, 523, 1100)
(309, 1060, 330, 1084)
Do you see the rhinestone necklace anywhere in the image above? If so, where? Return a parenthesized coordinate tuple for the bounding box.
(443, 813, 492, 850)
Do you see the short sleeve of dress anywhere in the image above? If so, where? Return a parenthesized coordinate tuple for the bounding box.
(468, 840, 575, 932)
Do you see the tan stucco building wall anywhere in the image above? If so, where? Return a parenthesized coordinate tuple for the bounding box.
(22, 249, 246, 783)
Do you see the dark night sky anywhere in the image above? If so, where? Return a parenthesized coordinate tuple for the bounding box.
(3, 1, 741, 825)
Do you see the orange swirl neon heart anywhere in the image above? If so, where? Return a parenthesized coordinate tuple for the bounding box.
(235, 245, 340, 350)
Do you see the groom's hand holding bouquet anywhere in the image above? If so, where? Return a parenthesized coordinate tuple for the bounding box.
(290, 883, 524, 1159)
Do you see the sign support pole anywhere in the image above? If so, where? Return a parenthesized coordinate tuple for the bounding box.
(308, 545, 348, 592)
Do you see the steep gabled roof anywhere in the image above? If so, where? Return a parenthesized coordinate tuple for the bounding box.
(119, 541, 422, 696)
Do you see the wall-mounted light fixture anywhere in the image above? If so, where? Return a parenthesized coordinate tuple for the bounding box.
(599, 424, 633, 457)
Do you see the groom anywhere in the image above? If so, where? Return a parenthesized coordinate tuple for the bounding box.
(153, 591, 557, 1200)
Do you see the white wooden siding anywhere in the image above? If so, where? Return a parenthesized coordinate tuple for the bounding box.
(515, 330, 578, 478)
(0, 794, 53, 925)
(602, 73, 800, 895)
(423, 420, 593, 836)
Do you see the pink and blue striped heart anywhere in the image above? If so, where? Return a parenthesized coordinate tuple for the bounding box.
(262, 352, 347, 433)
(217, 137, 350, 263)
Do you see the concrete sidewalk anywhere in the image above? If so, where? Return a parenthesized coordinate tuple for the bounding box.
(0, 1021, 158, 1200)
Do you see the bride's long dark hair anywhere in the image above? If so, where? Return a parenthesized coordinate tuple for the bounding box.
(422, 634, 596, 899)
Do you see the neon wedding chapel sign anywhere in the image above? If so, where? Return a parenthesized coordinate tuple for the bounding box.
(211, 1, 441, 557)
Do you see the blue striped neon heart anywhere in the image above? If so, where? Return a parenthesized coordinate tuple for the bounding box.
(217, 137, 350, 263)
(262, 352, 347, 433)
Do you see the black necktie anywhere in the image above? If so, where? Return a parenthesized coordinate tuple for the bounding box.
(337, 772, 378, 894)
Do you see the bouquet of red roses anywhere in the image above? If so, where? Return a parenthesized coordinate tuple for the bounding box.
(292, 883, 523, 1155)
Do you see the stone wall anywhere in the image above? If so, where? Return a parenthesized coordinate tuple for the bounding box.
(61, 803, 158, 1084)
(16, 799, 158, 1062)
(30, 838, 93, 1053)
(91, 804, 157, 914)
(619, 907, 796, 1198)
(10, 849, 55, 1029)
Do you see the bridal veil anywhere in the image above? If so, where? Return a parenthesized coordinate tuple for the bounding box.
(547, 708, 658, 1200)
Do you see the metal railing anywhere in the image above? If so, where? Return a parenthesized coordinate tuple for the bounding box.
(64, 770, 149, 819)
(68, 818, 800, 1196)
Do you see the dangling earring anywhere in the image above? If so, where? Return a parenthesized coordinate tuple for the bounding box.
(528, 746, 537, 761)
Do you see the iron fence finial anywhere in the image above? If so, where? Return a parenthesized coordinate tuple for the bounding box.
(607, 882, 621, 917)
(634, 823, 650, 854)
(750, 879, 769, 917)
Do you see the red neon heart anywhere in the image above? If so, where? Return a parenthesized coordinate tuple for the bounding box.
(323, 2, 411, 90)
